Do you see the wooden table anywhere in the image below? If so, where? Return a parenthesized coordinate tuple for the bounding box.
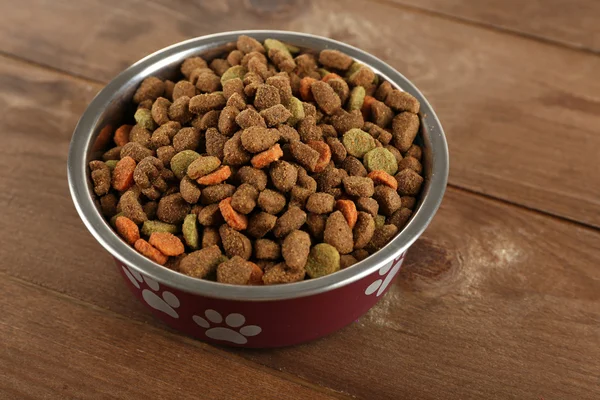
(1, 0, 599, 398)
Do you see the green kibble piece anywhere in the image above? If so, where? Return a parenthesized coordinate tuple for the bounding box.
(221, 66, 247, 85)
(264, 39, 292, 58)
(105, 160, 118, 170)
(375, 215, 386, 228)
(134, 108, 156, 131)
(342, 128, 376, 158)
(317, 68, 330, 78)
(285, 43, 301, 54)
(141, 220, 179, 236)
(346, 62, 362, 78)
(363, 147, 398, 175)
(348, 86, 366, 111)
(170, 150, 201, 179)
(182, 214, 199, 250)
(187, 155, 221, 179)
(306, 243, 340, 279)
(287, 96, 305, 126)
(372, 74, 379, 86)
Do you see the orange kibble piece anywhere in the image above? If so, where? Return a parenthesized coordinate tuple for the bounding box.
(321, 73, 342, 83)
(93, 124, 113, 151)
(299, 77, 317, 101)
(112, 156, 136, 191)
(134, 239, 168, 265)
(115, 216, 140, 245)
(336, 199, 358, 229)
(367, 170, 398, 190)
(250, 143, 283, 169)
(248, 262, 264, 285)
(149, 232, 185, 256)
(196, 165, 231, 185)
(361, 95, 377, 120)
(114, 124, 132, 146)
(306, 140, 331, 173)
(219, 197, 249, 231)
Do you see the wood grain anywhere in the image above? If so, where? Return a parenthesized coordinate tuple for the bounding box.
(0, 276, 344, 400)
(387, 0, 600, 53)
(1, 0, 599, 227)
(0, 56, 598, 399)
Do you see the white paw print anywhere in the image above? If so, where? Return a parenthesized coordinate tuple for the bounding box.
(365, 254, 405, 297)
(122, 265, 180, 318)
(192, 310, 262, 345)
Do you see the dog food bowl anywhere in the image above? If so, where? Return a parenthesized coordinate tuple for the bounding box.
(68, 30, 448, 348)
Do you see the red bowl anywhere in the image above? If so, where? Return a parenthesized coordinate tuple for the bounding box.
(68, 30, 448, 348)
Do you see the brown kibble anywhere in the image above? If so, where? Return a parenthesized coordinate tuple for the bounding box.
(367, 170, 398, 190)
(336, 199, 358, 229)
(226, 92, 246, 111)
(385, 90, 420, 113)
(218, 106, 240, 136)
(402, 196, 416, 210)
(114, 124, 132, 146)
(237, 35, 265, 54)
(289, 186, 313, 208)
(149, 232, 185, 256)
(260, 104, 292, 127)
(273, 206, 307, 238)
(241, 126, 280, 153)
(219, 197, 249, 230)
(187, 156, 221, 180)
(282, 230, 311, 270)
(231, 183, 259, 214)
(247, 212, 277, 238)
(289, 140, 320, 171)
(223, 133, 252, 166)
(112, 156, 136, 191)
(405, 144, 422, 161)
(254, 84, 281, 110)
(306, 192, 335, 214)
(254, 239, 280, 260)
(210, 58, 231, 76)
(340, 254, 358, 269)
(236, 166, 268, 191)
(227, 50, 244, 66)
(306, 213, 327, 240)
(352, 249, 370, 261)
(262, 263, 305, 285)
(365, 224, 399, 253)
(243, 71, 264, 97)
(397, 156, 423, 174)
(194, 110, 221, 131)
(223, 78, 245, 100)
(375, 81, 393, 102)
(133, 77, 165, 104)
(348, 66, 375, 88)
(235, 108, 267, 129)
(320, 124, 337, 138)
(220, 224, 252, 260)
(100, 194, 118, 217)
(295, 53, 318, 75)
(118, 190, 147, 224)
(195, 70, 222, 93)
(164, 80, 175, 100)
(269, 161, 298, 192)
(242, 51, 268, 69)
(197, 203, 224, 226)
(180, 245, 223, 278)
(324, 211, 353, 254)
(189, 92, 226, 114)
(257, 189, 286, 214)
(180, 176, 201, 204)
(200, 183, 235, 205)
(277, 125, 300, 143)
(297, 116, 323, 142)
(311, 81, 341, 115)
(341, 156, 367, 177)
(115, 216, 140, 245)
(173, 127, 201, 152)
(326, 137, 347, 164)
(331, 109, 364, 135)
(373, 185, 402, 216)
(134, 239, 168, 265)
(388, 207, 412, 229)
(167, 95, 193, 124)
(371, 100, 393, 128)
(319, 49, 353, 70)
(202, 227, 221, 248)
(205, 128, 228, 159)
(315, 165, 343, 192)
(266, 75, 293, 104)
(356, 197, 379, 218)
(342, 176, 374, 197)
(89, 160, 111, 196)
(157, 193, 190, 224)
(129, 125, 151, 148)
(181, 57, 208, 78)
(173, 80, 196, 100)
(392, 112, 420, 153)
(251, 143, 283, 169)
(216, 256, 252, 285)
(385, 145, 403, 165)
(395, 168, 424, 196)
(133, 156, 168, 200)
(353, 212, 375, 249)
(150, 122, 178, 149)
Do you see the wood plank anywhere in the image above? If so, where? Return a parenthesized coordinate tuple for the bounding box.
(388, 0, 600, 53)
(1, 0, 599, 226)
(0, 57, 598, 399)
(0, 276, 343, 400)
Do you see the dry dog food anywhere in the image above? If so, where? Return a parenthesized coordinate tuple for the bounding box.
(88, 35, 425, 285)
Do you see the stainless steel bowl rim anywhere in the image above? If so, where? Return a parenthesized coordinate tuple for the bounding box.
(68, 30, 449, 301)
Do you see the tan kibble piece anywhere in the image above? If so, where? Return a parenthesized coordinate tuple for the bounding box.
(168, 96, 193, 124)
(247, 212, 278, 239)
(331, 109, 364, 136)
(375, 81, 393, 102)
(397, 156, 423, 174)
(311, 81, 342, 115)
(89, 161, 111, 196)
(220, 224, 252, 260)
(395, 168, 424, 196)
(254, 84, 281, 110)
(118, 190, 147, 225)
(405, 144, 422, 161)
(100, 194, 118, 217)
(180, 176, 201, 204)
(371, 100, 393, 128)
(402, 196, 416, 210)
(129, 125, 151, 148)
(365, 224, 398, 253)
(189, 92, 226, 114)
(194, 110, 221, 130)
(198, 203, 223, 226)
(151, 97, 171, 126)
(210, 58, 231, 76)
(226, 92, 246, 111)
(306, 192, 335, 214)
(200, 184, 235, 205)
(133, 77, 165, 104)
(318, 49, 353, 70)
(324, 211, 354, 254)
(392, 112, 420, 153)
(269, 161, 298, 192)
(235, 108, 267, 129)
(290, 186, 313, 208)
(240, 126, 280, 153)
(181, 57, 208, 78)
(326, 137, 347, 164)
(231, 183, 259, 214)
(218, 106, 240, 136)
(260, 104, 292, 127)
(102, 146, 122, 161)
(289, 140, 320, 171)
(173, 81, 196, 100)
(353, 212, 375, 250)
(348, 66, 375, 88)
(266, 75, 293, 104)
(205, 128, 228, 159)
(223, 78, 245, 100)
(306, 213, 327, 241)
(272, 206, 307, 238)
(282, 230, 311, 270)
(173, 127, 201, 152)
(196, 70, 222, 93)
(385, 145, 403, 165)
(341, 156, 367, 177)
(223, 132, 252, 166)
(227, 50, 244, 66)
(217, 256, 253, 285)
(297, 117, 323, 142)
(157, 193, 190, 224)
(179, 245, 223, 279)
(340, 254, 358, 269)
(385, 90, 420, 113)
(262, 263, 305, 285)
(202, 227, 221, 248)
(373, 185, 402, 216)
(257, 189, 286, 214)
(342, 176, 375, 197)
(278, 125, 300, 143)
(254, 239, 280, 260)
(236, 166, 268, 191)
(237, 35, 265, 54)
(388, 207, 412, 229)
(356, 197, 379, 218)
(327, 79, 350, 105)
